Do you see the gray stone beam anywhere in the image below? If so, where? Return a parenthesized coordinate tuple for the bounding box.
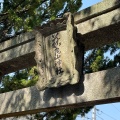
(0, 32, 35, 52)
(0, 67, 120, 118)
(74, 0, 120, 24)
(0, 32, 36, 76)
(0, 0, 120, 75)
(77, 8, 120, 50)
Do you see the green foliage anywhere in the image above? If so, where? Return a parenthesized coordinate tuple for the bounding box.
(33, 107, 93, 120)
(0, 67, 38, 93)
(84, 42, 120, 73)
(0, 0, 82, 42)
(90, 49, 104, 72)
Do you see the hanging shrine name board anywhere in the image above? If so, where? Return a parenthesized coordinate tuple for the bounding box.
(35, 13, 84, 90)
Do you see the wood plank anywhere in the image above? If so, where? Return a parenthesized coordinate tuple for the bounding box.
(0, 67, 120, 118)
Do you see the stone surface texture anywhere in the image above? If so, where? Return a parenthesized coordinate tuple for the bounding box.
(0, 0, 120, 117)
(0, 67, 120, 118)
(35, 13, 84, 90)
(74, 0, 120, 24)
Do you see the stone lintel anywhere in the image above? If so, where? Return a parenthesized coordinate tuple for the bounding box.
(77, 8, 120, 50)
(0, 67, 120, 118)
(0, 32, 35, 52)
(74, 0, 120, 24)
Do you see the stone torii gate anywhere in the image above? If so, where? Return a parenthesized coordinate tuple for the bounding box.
(0, 0, 120, 118)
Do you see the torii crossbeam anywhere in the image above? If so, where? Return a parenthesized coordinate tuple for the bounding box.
(0, 0, 120, 118)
